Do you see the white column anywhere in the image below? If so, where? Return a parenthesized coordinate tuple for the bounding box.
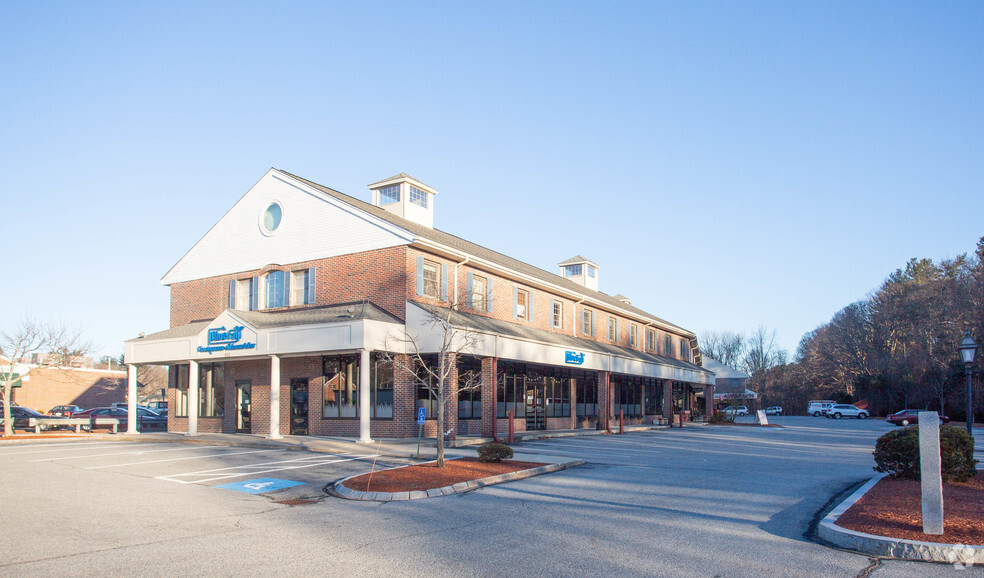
(126, 364, 139, 435)
(268, 355, 282, 439)
(358, 349, 372, 443)
(187, 360, 199, 436)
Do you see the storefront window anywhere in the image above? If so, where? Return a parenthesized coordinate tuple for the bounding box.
(457, 356, 482, 419)
(174, 364, 189, 417)
(576, 377, 597, 417)
(614, 378, 643, 417)
(415, 355, 438, 419)
(198, 363, 225, 417)
(371, 356, 393, 419)
(323, 355, 359, 418)
(544, 376, 571, 417)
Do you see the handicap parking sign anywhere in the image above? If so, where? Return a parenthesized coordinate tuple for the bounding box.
(417, 407, 427, 424)
(216, 478, 305, 494)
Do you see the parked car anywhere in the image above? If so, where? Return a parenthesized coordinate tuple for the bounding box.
(48, 405, 85, 418)
(765, 406, 783, 416)
(74, 407, 167, 431)
(886, 409, 950, 427)
(824, 404, 869, 419)
(0, 405, 66, 431)
(723, 406, 748, 417)
(807, 400, 835, 417)
(146, 401, 168, 417)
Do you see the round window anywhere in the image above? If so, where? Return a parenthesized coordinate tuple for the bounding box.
(262, 202, 282, 233)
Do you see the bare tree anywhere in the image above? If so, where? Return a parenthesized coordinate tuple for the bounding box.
(381, 306, 482, 467)
(700, 330, 745, 368)
(1, 318, 91, 437)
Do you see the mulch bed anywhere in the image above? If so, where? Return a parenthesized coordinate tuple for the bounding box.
(341, 457, 547, 493)
(836, 475, 984, 545)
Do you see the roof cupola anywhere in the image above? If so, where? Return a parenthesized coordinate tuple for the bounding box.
(369, 172, 438, 228)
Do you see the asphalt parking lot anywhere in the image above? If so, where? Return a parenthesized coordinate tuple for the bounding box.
(2, 417, 980, 577)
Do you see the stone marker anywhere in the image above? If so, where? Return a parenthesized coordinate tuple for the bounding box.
(756, 410, 768, 426)
(919, 411, 943, 535)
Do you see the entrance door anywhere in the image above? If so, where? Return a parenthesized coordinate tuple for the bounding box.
(235, 380, 251, 433)
(525, 383, 546, 430)
(290, 378, 309, 436)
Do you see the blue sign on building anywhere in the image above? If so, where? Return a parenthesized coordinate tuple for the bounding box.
(417, 407, 427, 424)
(565, 351, 585, 365)
(198, 325, 257, 354)
(215, 478, 304, 494)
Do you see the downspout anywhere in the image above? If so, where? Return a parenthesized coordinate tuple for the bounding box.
(573, 298, 584, 337)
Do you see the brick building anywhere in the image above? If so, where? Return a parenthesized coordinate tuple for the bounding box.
(124, 169, 714, 440)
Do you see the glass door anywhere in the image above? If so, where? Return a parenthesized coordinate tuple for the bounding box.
(290, 378, 309, 435)
(525, 382, 546, 430)
(236, 380, 251, 433)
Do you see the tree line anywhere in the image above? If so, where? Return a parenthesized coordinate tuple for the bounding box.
(702, 237, 984, 419)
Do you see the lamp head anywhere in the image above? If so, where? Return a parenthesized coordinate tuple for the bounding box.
(958, 330, 977, 364)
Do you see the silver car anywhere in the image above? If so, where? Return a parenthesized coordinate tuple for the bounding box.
(824, 404, 869, 419)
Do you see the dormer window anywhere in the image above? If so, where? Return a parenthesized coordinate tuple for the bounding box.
(379, 185, 400, 206)
(409, 185, 428, 208)
(587, 266, 596, 278)
(564, 264, 582, 278)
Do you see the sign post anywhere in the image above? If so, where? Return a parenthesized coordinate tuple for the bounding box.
(415, 407, 426, 459)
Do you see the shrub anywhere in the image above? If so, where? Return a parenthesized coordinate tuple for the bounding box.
(873, 425, 978, 482)
(708, 410, 726, 424)
(477, 442, 513, 463)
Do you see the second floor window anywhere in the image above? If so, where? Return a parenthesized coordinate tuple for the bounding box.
(608, 317, 617, 342)
(680, 338, 689, 361)
(471, 275, 487, 310)
(664, 334, 673, 356)
(422, 259, 440, 298)
(551, 300, 563, 328)
(581, 309, 594, 336)
(515, 288, 530, 320)
(233, 277, 257, 311)
(647, 328, 656, 351)
(630, 324, 638, 347)
(265, 271, 286, 309)
(290, 268, 316, 306)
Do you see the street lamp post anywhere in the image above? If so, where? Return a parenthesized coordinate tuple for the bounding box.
(958, 331, 977, 437)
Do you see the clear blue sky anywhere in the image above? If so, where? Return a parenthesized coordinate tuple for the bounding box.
(2, 1, 982, 361)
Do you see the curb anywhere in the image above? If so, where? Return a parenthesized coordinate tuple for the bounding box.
(818, 473, 984, 565)
(329, 458, 585, 501)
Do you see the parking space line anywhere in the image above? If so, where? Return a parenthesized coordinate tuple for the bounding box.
(0, 443, 132, 457)
(86, 448, 287, 469)
(157, 454, 373, 485)
(31, 443, 181, 462)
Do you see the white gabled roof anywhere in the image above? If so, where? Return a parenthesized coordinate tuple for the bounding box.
(161, 169, 417, 285)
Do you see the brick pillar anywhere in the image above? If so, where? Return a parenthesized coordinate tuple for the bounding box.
(568, 374, 576, 430)
(394, 354, 415, 437)
(662, 380, 673, 420)
(704, 384, 715, 417)
(481, 356, 497, 438)
(444, 353, 459, 443)
(597, 371, 610, 431)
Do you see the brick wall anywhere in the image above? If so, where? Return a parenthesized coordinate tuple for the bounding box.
(169, 246, 409, 328)
(11, 367, 126, 412)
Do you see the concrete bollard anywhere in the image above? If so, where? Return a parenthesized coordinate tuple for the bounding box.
(918, 411, 944, 535)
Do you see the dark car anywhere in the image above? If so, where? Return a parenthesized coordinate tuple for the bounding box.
(886, 409, 950, 427)
(0, 405, 65, 431)
(74, 407, 167, 431)
(48, 405, 85, 418)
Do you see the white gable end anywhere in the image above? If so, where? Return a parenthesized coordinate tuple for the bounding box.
(162, 169, 416, 284)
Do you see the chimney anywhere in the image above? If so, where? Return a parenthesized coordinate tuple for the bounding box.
(558, 255, 599, 291)
(368, 173, 438, 228)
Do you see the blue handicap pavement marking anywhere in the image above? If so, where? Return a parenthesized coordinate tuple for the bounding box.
(216, 478, 305, 494)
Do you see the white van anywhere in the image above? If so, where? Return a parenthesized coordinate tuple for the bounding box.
(807, 400, 835, 417)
